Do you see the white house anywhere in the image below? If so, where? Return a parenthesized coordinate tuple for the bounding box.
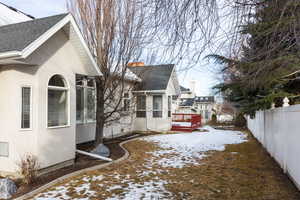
(176, 86, 215, 123)
(0, 4, 181, 176)
(129, 64, 180, 132)
(0, 13, 101, 176)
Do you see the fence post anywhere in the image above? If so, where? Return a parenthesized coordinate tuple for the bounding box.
(271, 103, 275, 109)
(283, 97, 290, 107)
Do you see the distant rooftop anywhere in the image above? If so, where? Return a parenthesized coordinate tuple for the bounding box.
(195, 96, 215, 103)
(180, 85, 190, 92)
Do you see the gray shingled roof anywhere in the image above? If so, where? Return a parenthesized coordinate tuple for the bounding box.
(0, 13, 68, 54)
(130, 64, 174, 91)
(179, 98, 195, 107)
(195, 96, 215, 103)
(180, 85, 190, 92)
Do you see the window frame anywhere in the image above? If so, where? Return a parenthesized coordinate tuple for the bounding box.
(136, 95, 146, 118)
(76, 76, 97, 124)
(0, 142, 9, 157)
(168, 95, 172, 118)
(153, 95, 163, 118)
(47, 75, 70, 129)
(20, 85, 33, 131)
(123, 92, 131, 112)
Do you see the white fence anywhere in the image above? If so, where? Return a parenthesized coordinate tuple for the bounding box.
(247, 104, 300, 190)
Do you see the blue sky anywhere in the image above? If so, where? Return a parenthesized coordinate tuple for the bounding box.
(1, 0, 220, 96)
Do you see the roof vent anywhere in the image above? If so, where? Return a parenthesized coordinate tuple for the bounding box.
(127, 62, 145, 67)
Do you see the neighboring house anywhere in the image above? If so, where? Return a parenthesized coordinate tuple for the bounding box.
(194, 96, 215, 123)
(176, 86, 215, 123)
(0, 2, 33, 25)
(129, 64, 180, 132)
(0, 13, 101, 176)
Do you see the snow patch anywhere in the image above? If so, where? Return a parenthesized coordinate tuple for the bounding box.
(144, 126, 247, 168)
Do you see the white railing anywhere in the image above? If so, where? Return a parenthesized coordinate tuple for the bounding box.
(247, 103, 300, 190)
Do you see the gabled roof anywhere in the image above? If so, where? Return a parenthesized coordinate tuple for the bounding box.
(0, 14, 67, 53)
(130, 64, 175, 91)
(0, 13, 101, 75)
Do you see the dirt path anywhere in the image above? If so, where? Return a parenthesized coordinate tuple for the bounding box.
(32, 127, 300, 200)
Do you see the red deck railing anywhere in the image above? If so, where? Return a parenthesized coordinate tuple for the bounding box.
(171, 113, 202, 132)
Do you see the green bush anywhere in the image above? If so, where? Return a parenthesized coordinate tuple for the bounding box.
(211, 114, 217, 124)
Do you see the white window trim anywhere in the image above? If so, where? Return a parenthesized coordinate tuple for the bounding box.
(0, 142, 9, 157)
(153, 95, 163, 118)
(76, 78, 97, 124)
(123, 92, 131, 112)
(46, 75, 71, 129)
(20, 85, 33, 131)
(136, 95, 146, 118)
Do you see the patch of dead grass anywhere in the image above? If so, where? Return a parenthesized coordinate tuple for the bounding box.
(33, 131, 300, 200)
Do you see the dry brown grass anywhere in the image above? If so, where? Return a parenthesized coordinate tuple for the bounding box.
(34, 130, 300, 200)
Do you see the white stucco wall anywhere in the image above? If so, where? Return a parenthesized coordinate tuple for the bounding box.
(247, 105, 300, 190)
(133, 71, 177, 132)
(0, 29, 98, 173)
(0, 66, 38, 173)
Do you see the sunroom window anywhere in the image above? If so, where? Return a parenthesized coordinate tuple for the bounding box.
(153, 95, 163, 118)
(76, 75, 96, 123)
(123, 92, 130, 112)
(136, 95, 146, 118)
(48, 75, 69, 127)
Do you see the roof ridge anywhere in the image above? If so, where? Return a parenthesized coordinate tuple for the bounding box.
(0, 13, 68, 29)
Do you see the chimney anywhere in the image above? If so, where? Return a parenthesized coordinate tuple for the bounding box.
(127, 62, 145, 67)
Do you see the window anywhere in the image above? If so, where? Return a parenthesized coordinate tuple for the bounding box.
(48, 75, 69, 127)
(21, 87, 31, 129)
(205, 110, 209, 119)
(136, 95, 146, 118)
(123, 93, 130, 112)
(153, 95, 163, 118)
(87, 86, 96, 122)
(0, 142, 9, 157)
(168, 96, 171, 118)
(76, 75, 96, 123)
(76, 87, 84, 123)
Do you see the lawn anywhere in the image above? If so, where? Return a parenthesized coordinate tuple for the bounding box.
(33, 127, 300, 200)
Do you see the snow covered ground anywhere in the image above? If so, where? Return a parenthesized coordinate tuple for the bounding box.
(144, 126, 247, 168)
(171, 121, 192, 127)
(34, 126, 247, 200)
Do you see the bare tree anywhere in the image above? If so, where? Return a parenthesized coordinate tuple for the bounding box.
(68, 0, 151, 147)
(67, 0, 231, 149)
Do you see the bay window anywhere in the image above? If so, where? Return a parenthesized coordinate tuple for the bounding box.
(48, 75, 69, 127)
(153, 95, 163, 118)
(136, 95, 146, 118)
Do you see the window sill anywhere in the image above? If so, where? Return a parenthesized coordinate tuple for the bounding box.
(19, 128, 33, 132)
(76, 121, 96, 125)
(47, 125, 71, 129)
